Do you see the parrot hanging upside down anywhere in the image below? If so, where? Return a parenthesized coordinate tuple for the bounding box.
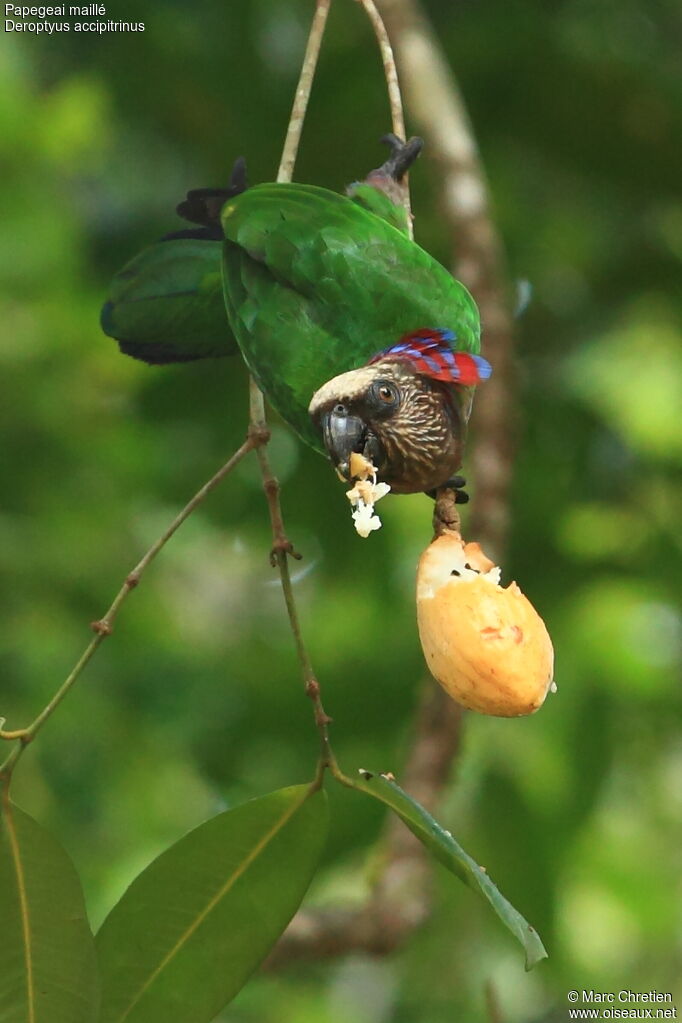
(101, 135, 491, 497)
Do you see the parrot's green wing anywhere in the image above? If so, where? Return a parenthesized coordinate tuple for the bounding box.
(100, 186, 408, 365)
(221, 182, 480, 450)
(101, 236, 237, 363)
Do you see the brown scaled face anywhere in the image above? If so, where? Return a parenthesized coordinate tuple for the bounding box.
(372, 362, 465, 494)
(309, 361, 466, 495)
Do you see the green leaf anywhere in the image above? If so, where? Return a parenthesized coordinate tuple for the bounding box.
(0, 799, 100, 1023)
(96, 784, 328, 1023)
(353, 771, 547, 970)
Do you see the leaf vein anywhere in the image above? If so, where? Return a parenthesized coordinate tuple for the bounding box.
(2, 794, 35, 1023)
(117, 787, 311, 1022)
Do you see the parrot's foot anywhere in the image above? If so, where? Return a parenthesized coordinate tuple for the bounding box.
(377, 134, 424, 182)
(269, 537, 303, 568)
(426, 475, 469, 504)
(168, 157, 248, 241)
(361, 135, 424, 211)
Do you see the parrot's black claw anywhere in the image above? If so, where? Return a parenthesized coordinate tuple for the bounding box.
(228, 155, 248, 194)
(425, 475, 469, 503)
(378, 134, 424, 182)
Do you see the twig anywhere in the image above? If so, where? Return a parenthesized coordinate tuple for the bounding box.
(374, 0, 516, 564)
(270, 0, 516, 965)
(355, 0, 413, 238)
(2, 0, 514, 977)
(269, 0, 468, 966)
(266, 684, 464, 966)
(277, 0, 333, 185)
(0, 436, 259, 782)
(247, 0, 345, 782)
(248, 381, 339, 778)
(0, 0, 335, 775)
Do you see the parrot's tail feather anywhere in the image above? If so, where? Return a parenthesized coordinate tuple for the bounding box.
(160, 225, 224, 242)
(116, 339, 231, 365)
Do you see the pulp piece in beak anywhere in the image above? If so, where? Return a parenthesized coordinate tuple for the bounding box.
(346, 468, 391, 538)
(349, 452, 377, 480)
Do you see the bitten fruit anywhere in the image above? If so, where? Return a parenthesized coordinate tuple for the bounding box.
(416, 533, 555, 716)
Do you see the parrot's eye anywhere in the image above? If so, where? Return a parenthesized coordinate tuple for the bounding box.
(370, 380, 399, 410)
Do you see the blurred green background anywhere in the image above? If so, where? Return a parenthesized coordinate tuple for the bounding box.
(1, 0, 681, 1019)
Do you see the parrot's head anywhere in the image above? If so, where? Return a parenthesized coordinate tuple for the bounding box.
(308, 330, 491, 495)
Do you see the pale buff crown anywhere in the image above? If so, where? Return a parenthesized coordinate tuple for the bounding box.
(308, 365, 386, 418)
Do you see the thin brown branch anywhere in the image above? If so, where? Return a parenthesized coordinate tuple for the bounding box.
(270, 0, 515, 966)
(248, 379, 338, 778)
(277, 0, 333, 185)
(356, 0, 414, 238)
(0, 436, 258, 780)
(0, 0, 336, 775)
(374, 0, 516, 563)
(267, 684, 464, 967)
(249, 0, 340, 773)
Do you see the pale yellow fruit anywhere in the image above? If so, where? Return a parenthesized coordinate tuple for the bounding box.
(416, 534, 555, 717)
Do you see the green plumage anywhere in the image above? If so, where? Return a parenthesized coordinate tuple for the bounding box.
(99, 183, 409, 367)
(101, 170, 481, 456)
(220, 183, 480, 451)
(101, 237, 236, 363)
(345, 181, 410, 232)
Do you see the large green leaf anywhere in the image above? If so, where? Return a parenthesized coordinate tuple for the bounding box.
(0, 800, 100, 1023)
(353, 771, 547, 970)
(96, 784, 328, 1023)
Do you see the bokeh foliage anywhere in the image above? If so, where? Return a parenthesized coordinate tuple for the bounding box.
(1, 0, 681, 1019)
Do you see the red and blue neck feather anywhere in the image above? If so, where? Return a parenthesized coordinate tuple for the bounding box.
(368, 328, 491, 387)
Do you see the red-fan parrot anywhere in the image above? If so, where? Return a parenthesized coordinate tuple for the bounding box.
(101, 137, 490, 496)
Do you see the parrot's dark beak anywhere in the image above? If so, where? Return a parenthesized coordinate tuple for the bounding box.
(320, 408, 384, 480)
